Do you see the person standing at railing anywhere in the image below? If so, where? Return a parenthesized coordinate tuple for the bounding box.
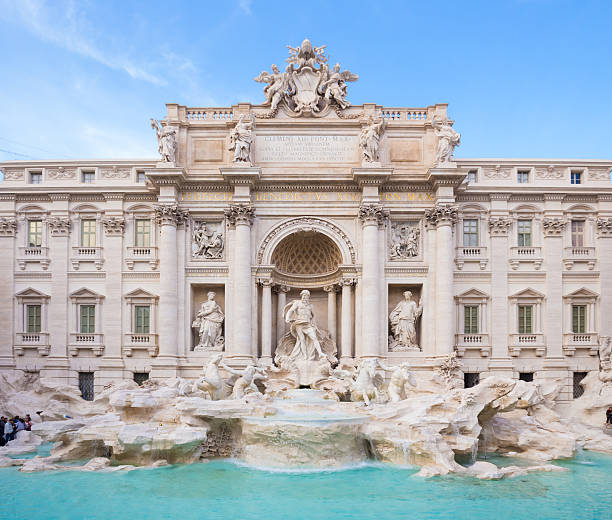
(606, 406, 612, 425)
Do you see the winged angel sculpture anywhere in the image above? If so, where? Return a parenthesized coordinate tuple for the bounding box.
(254, 38, 358, 116)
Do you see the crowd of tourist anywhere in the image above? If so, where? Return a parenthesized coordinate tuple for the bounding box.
(0, 415, 32, 446)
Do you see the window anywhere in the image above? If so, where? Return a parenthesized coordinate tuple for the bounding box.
(519, 372, 534, 382)
(135, 305, 150, 333)
(134, 372, 149, 386)
(517, 170, 530, 183)
(27, 220, 43, 247)
(518, 305, 533, 334)
(571, 220, 585, 247)
(26, 304, 41, 333)
(571, 171, 582, 185)
(517, 219, 532, 246)
(572, 305, 586, 333)
(467, 170, 477, 184)
(573, 372, 587, 399)
(81, 219, 96, 247)
(79, 305, 95, 333)
(464, 373, 480, 388)
(135, 219, 151, 247)
(464, 305, 479, 334)
(136, 171, 146, 183)
(79, 372, 95, 401)
(463, 219, 478, 247)
(29, 171, 42, 184)
(81, 170, 95, 183)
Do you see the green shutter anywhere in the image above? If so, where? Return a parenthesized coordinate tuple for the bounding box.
(26, 305, 41, 333)
(135, 305, 150, 334)
(518, 305, 533, 334)
(572, 305, 586, 333)
(135, 219, 150, 247)
(80, 305, 95, 333)
(464, 306, 479, 334)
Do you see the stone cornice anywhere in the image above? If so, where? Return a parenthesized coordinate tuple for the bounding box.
(427, 166, 466, 189)
(220, 167, 261, 187)
(145, 168, 186, 188)
(488, 193, 511, 201)
(352, 168, 392, 187)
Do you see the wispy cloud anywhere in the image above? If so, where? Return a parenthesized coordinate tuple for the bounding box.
(239, 0, 252, 15)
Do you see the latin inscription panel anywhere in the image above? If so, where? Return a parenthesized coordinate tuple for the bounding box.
(255, 135, 358, 163)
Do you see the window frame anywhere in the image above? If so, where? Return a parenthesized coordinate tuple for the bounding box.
(463, 305, 479, 334)
(570, 170, 583, 185)
(26, 304, 42, 333)
(462, 218, 479, 247)
(29, 171, 43, 184)
(134, 305, 151, 334)
(80, 218, 97, 247)
(518, 304, 534, 334)
(134, 218, 151, 247)
(517, 169, 530, 184)
(81, 169, 96, 184)
(570, 219, 585, 247)
(27, 219, 43, 247)
(79, 304, 96, 333)
(517, 219, 532, 247)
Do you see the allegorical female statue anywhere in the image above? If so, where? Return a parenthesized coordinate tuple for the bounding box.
(192, 292, 225, 350)
(433, 116, 461, 165)
(389, 291, 423, 351)
(359, 116, 385, 163)
(229, 114, 253, 164)
(150, 119, 177, 163)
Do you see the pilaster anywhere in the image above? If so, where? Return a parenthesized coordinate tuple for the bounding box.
(0, 213, 16, 370)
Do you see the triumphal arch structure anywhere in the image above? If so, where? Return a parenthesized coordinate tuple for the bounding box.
(1, 39, 612, 402)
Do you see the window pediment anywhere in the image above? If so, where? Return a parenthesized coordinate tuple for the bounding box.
(509, 288, 545, 302)
(455, 288, 489, 301)
(15, 287, 50, 301)
(124, 288, 159, 303)
(70, 287, 105, 301)
(564, 288, 599, 301)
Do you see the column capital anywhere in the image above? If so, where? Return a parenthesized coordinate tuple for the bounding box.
(101, 216, 126, 236)
(340, 277, 356, 287)
(424, 204, 457, 228)
(542, 217, 567, 237)
(323, 284, 338, 293)
(154, 204, 189, 227)
(257, 277, 274, 287)
(0, 216, 17, 237)
(596, 217, 612, 237)
(47, 216, 71, 237)
(273, 284, 290, 294)
(358, 203, 388, 227)
(224, 203, 255, 226)
(488, 217, 512, 236)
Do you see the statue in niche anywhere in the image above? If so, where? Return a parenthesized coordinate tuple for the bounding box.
(359, 116, 385, 163)
(229, 114, 253, 164)
(150, 119, 177, 164)
(192, 292, 225, 351)
(433, 116, 461, 165)
(282, 290, 328, 362)
(254, 64, 288, 112)
(193, 222, 224, 259)
(389, 291, 423, 351)
(320, 63, 359, 110)
(389, 223, 420, 259)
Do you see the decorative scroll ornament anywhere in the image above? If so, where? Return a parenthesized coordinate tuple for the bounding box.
(596, 217, 612, 237)
(358, 203, 389, 226)
(542, 217, 567, 236)
(47, 166, 76, 180)
(101, 216, 126, 236)
(47, 217, 71, 236)
(535, 165, 562, 179)
(424, 205, 458, 227)
(154, 204, 189, 226)
(150, 119, 177, 164)
(484, 165, 512, 179)
(488, 217, 512, 236)
(254, 38, 358, 117)
(389, 222, 420, 259)
(433, 116, 460, 166)
(224, 203, 255, 226)
(192, 221, 224, 259)
(0, 217, 17, 236)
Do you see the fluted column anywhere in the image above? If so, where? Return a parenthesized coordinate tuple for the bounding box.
(259, 279, 273, 363)
(421, 220, 437, 355)
(425, 204, 457, 355)
(225, 203, 255, 362)
(358, 204, 388, 358)
(275, 285, 289, 345)
(324, 285, 338, 343)
(340, 278, 355, 362)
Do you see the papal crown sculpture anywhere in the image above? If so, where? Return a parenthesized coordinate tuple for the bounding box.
(254, 38, 359, 117)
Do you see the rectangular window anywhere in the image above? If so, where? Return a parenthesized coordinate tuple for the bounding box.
(134, 372, 149, 386)
(135, 219, 151, 247)
(573, 372, 587, 399)
(136, 171, 146, 183)
(135, 305, 150, 334)
(464, 373, 480, 389)
(81, 219, 96, 247)
(572, 305, 586, 333)
(462, 219, 478, 247)
(79, 305, 95, 333)
(571, 220, 585, 247)
(467, 170, 477, 184)
(26, 304, 41, 333)
(81, 171, 95, 183)
(517, 219, 532, 247)
(27, 220, 43, 247)
(29, 171, 42, 184)
(464, 305, 479, 334)
(571, 171, 582, 185)
(78, 372, 95, 401)
(517, 170, 530, 183)
(519, 372, 534, 382)
(518, 305, 533, 334)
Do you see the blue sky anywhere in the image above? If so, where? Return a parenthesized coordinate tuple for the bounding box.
(0, 0, 610, 167)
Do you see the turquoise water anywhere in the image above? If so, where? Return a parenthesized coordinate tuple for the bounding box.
(2, 451, 611, 520)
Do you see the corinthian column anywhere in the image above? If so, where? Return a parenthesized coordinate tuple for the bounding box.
(225, 203, 255, 362)
(425, 204, 457, 355)
(358, 204, 388, 358)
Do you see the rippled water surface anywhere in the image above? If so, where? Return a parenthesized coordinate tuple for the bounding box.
(2, 451, 611, 520)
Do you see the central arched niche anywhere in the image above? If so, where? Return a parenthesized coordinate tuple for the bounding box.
(271, 231, 342, 276)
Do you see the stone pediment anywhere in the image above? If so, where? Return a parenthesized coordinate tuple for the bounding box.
(15, 287, 50, 300)
(509, 288, 545, 300)
(563, 288, 599, 300)
(69, 287, 105, 300)
(124, 288, 159, 300)
(455, 288, 489, 300)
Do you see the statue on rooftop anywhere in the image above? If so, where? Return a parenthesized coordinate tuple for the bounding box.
(433, 116, 461, 166)
(150, 119, 177, 164)
(254, 64, 288, 112)
(359, 116, 385, 163)
(229, 114, 253, 164)
(320, 63, 359, 110)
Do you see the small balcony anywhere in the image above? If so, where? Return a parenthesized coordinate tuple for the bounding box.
(509, 333, 546, 357)
(563, 246, 596, 271)
(14, 332, 50, 356)
(122, 333, 159, 357)
(68, 332, 104, 356)
(509, 246, 543, 270)
(455, 246, 488, 270)
(562, 332, 599, 356)
(17, 246, 50, 270)
(71, 246, 104, 270)
(126, 246, 158, 270)
(455, 333, 491, 357)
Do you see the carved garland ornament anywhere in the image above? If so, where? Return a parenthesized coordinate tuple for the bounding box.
(47, 217, 71, 236)
(483, 165, 512, 179)
(1, 168, 24, 180)
(101, 216, 126, 235)
(488, 217, 512, 236)
(596, 217, 612, 237)
(542, 217, 567, 236)
(0, 217, 17, 236)
(101, 166, 131, 179)
(257, 217, 356, 264)
(535, 165, 562, 179)
(424, 205, 458, 227)
(154, 204, 189, 226)
(224, 203, 255, 226)
(358, 204, 389, 226)
(47, 166, 76, 180)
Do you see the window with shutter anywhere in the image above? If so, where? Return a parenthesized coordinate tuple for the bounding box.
(80, 305, 95, 333)
(135, 219, 151, 247)
(462, 219, 478, 247)
(518, 305, 533, 334)
(517, 220, 532, 247)
(135, 305, 150, 333)
(464, 305, 479, 334)
(26, 305, 41, 333)
(572, 305, 586, 333)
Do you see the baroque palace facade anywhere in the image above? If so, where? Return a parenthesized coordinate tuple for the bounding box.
(1, 40, 611, 403)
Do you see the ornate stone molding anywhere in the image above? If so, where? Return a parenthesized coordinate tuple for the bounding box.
(0, 217, 17, 236)
(224, 203, 255, 226)
(273, 284, 290, 294)
(47, 166, 76, 180)
(339, 277, 356, 286)
(257, 277, 274, 287)
(596, 217, 612, 237)
(424, 204, 457, 227)
(542, 217, 567, 236)
(102, 216, 126, 236)
(101, 166, 131, 179)
(1, 168, 24, 180)
(323, 284, 338, 293)
(488, 217, 512, 236)
(535, 165, 562, 179)
(358, 203, 389, 227)
(589, 167, 611, 181)
(154, 204, 189, 226)
(483, 165, 512, 179)
(47, 217, 71, 237)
